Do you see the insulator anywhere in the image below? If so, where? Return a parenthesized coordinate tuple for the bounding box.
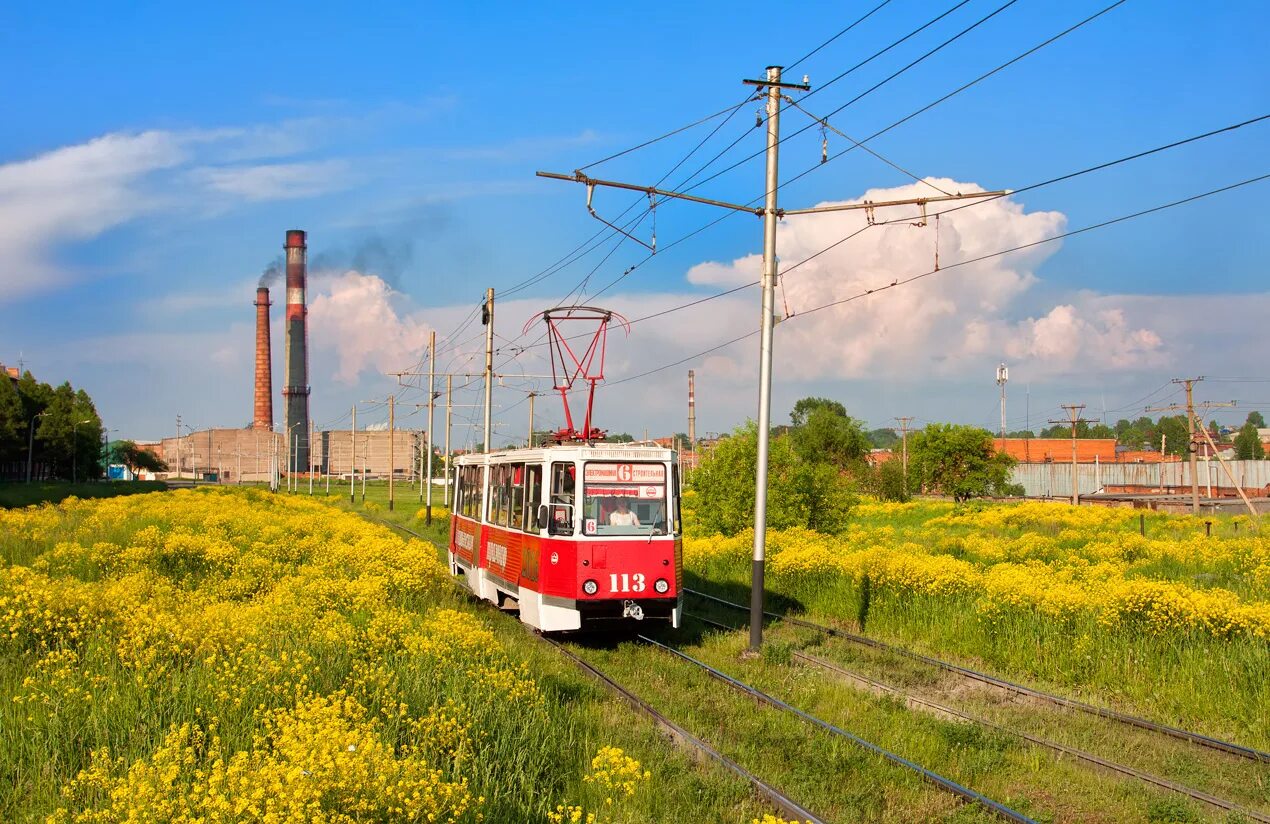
(755, 110, 763, 128)
(821, 137, 828, 164)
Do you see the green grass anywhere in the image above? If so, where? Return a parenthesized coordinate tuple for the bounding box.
(0, 487, 773, 823)
(0, 481, 166, 509)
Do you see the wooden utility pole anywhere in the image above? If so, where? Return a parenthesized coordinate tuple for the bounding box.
(894, 417, 914, 493)
(1147, 379, 1236, 514)
(388, 394, 395, 511)
(1050, 404, 1094, 505)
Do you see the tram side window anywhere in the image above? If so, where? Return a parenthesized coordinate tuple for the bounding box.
(509, 463, 526, 530)
(672, 463, 681, 536)
(465, 466, 481, 520)
(488, 465, 503, 526)
(523, 464, 543, 532)
(549, 461, 575, 536)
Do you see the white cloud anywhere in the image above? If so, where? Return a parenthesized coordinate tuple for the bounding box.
(188, 159, 353, 201)
(677, 178, 1168, 381)
(308, 270, 436, 383)
(0, 131, 186, 299)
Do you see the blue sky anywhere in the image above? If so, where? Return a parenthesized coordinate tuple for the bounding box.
(2, 0, 1267, 443)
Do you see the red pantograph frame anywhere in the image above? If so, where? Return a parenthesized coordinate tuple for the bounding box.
(524, 306, 629, 442)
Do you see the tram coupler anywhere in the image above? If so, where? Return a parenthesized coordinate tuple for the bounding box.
(622, 600, 645, 621)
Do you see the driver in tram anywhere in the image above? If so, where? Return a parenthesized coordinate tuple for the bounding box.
(608, 496, 641, 527)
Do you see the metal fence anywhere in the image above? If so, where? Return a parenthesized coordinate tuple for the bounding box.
(1010, 460, 1270, 498)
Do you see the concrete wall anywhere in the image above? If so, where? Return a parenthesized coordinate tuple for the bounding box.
(312, 430, 420, 477)
(160, 429, 284, 482)
(1010, 459, 1270, 498)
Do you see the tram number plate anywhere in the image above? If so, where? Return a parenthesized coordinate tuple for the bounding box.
(609, 573, 646, 593)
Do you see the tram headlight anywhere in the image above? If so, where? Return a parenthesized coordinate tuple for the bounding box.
(582, 579, 599, 596)
(654, 578, 669, 594)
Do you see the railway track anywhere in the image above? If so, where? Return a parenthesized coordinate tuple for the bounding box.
(633, 632, 1039, 824)
(373, 517, 826, 822)
(688, 610, 1270, 823)
(374, 518, 1266, 821)
(685, 587, 1270, 764)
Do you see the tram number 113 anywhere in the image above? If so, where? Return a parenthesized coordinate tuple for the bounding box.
(608, 573, 646, 593)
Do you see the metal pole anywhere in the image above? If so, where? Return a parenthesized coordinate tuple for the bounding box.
(350, 404, 356, 504)
(528, 392, 535, 448)
(426, 330, 436, 524)
(750, 65, 783, 653)
(308, 421, 314, 495)
(482, 288, 495, 453)
(1185, 379, 1200, 514)
(26, 416, 37, 483)
(388, 394, 395, 511)
(361, 436, 367, 503)
(444, 374, 453, 507)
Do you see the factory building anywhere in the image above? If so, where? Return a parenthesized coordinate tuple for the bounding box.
(160, 429, 284, 483)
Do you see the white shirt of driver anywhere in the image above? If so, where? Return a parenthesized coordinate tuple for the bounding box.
(609, 509, 638, 526)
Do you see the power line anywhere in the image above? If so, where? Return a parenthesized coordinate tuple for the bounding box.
(597, 172, 1270, 391)
(577, 98, 756, 172)
(787, 0, 898, 71)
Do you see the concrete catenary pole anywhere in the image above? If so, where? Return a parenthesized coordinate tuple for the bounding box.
(996, 363, 1008, 445)
(749, 65, 784, 653)
(308, 421, 314, 495)
(528, 393, 535, 448)
(894, 417, 913, 493)
(388, 394, 395, 511)
(426, 330, 436, 525)
(281, 230, 310, 476)
(482, 288, 495, 454)
(1051, 404, 1092, 506)
(444, 374, 453, 507)
(350, 404, 356, 504)
(1184, 378, 1200, 514)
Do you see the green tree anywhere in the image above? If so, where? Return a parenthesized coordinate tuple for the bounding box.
(1155, 415, 1190, 457)
(866, 428, 898, 449)
(870, 457, 910, 502)
(0, 376, 22, 464)
(910, 423, 1016, 502)
(1234, 421, 1265, 460)
(692, 422, 856, 535)
(790, 397, 847, 427)
(111, 440, 169, 475)
(1004, 429, 1035, 439)
(790, 405, 868, 468)
(1246, 411, 1266, 429)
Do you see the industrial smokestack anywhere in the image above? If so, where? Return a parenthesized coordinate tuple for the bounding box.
(282, 230, 310, 473)
(253, 287, 274, 431)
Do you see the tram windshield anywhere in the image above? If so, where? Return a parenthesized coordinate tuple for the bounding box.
(581, 462, 669, 536)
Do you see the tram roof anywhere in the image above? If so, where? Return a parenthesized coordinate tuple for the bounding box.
(454, 442, 674, 466)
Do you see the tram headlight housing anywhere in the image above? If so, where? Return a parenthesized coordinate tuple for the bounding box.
(654, 578, 669, 594)
(582, 579, 599, 596)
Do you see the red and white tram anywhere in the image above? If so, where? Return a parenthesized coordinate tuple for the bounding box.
(448, 443, 683, 631)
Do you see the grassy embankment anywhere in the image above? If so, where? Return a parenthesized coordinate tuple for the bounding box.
(321, 484, 1268, 822)
(0, 487, 773, 823)
(683, 498, 1270, 754)
(0, 481, 165, 509)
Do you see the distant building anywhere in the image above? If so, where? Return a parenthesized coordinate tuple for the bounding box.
(996, 438, 1118, 463)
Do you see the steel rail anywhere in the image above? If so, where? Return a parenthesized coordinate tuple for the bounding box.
(689, 611, 1270, 823)
(540, 637, 827, 824)
(685, 587, 1270, 763)
(636, 633, 1038, 824)
(370, 518, 826, 823)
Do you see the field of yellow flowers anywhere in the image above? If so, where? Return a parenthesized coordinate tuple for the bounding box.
(0, 487, 759, 823)
(684, 497, 1270, 749)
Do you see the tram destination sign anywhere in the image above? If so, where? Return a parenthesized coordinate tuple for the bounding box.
(584, 462, 666, 483)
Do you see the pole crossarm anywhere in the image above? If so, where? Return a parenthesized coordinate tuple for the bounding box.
(536, 171, 763, 216)
(780, 190, 1011, 216)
